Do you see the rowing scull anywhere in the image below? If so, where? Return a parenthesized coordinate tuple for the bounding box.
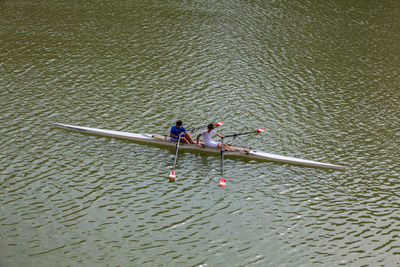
(52, 123, 346, 170)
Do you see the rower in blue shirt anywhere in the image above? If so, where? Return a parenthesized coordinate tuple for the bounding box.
(170, 120, 195, 144)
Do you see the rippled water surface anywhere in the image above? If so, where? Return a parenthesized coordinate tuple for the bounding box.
(1, 0, 400, 266)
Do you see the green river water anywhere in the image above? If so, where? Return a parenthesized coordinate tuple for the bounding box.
(1, 0, 400, 266)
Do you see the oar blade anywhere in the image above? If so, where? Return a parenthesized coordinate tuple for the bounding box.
(219, 177, 226, 187)
(169, 170, 176, 180)
(216, 121, 224, 126)
(257, 128, 266, 133)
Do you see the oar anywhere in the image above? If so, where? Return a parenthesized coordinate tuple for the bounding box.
(219, 137, 227, 187)
(218, 128, 265, 187)
(169, 134, 182, 180)
(224, 128, 266, 139)
(190, 121, 224, 133)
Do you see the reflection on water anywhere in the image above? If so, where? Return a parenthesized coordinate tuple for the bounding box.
(1, 0, 399, 266)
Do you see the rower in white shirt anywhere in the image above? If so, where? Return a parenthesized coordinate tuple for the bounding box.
(196, 123, 237, 151)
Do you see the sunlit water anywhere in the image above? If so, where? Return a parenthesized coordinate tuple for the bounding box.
(1, 0, 399, 266)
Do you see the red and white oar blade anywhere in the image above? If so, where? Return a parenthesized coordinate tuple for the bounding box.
(257, 128, 266, 133)
(169, 170, 176, 180)
(216, 121, 224, 127)
(219, 177, 226, 187)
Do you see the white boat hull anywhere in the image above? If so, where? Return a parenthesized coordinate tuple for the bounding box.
(52, 123, 346, 170)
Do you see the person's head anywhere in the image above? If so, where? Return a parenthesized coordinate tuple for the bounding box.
(207, 123, 214, 131)
(176, 120, 183, 128)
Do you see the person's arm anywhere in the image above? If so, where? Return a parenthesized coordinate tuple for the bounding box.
(215, 132, 224, 139)
(196, 133, 201, 144)
(170, 128, 178, 138)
